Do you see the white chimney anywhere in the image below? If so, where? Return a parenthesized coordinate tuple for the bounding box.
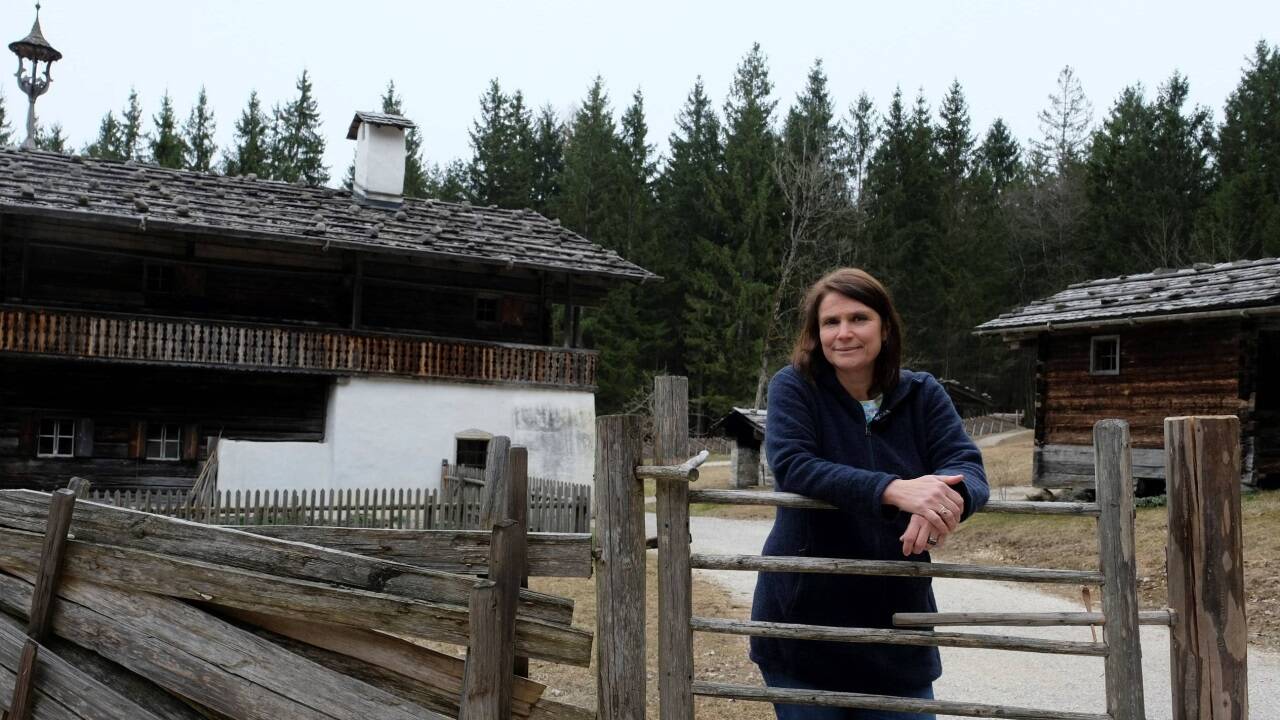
(346, 111, 416, 207)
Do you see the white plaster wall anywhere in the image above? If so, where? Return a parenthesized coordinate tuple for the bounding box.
(353, 123, 407, 201)
(218, 377, 596, 491)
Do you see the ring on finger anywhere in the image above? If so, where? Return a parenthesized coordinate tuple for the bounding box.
(938, 506, 950, 516)
(926, 536, 938, 546)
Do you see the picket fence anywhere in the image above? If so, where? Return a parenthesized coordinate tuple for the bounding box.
(85, 474, 591, 533)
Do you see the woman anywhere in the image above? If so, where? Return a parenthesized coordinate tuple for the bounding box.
(751, 268, 989, 719)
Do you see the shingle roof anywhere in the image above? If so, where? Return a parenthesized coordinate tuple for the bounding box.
(346, 112, 416, 139)
(974, 257, 1280, 336)
(0, 147, 656, 282)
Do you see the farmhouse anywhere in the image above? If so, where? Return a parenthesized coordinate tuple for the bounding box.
(975, 257, 1280, 489)
(0, 119, 654, 493)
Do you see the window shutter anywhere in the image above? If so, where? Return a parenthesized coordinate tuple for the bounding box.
(74, 418, 95, 458)
(18, 417, 36, 456)
(182, 424, 200, 461)
(128, 421, 146, 459)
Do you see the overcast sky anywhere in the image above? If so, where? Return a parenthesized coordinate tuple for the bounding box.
(4, 1, 1277, 183)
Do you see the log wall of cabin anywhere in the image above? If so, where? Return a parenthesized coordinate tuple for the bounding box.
(1040, 321, 1246, 449)
(0, 215, 573, 346)
(0, 359, 329, 491)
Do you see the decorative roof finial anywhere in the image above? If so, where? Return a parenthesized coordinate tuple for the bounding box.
(9, 2, 62, 149)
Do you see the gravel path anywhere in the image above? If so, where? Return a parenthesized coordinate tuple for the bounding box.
(647, 513, 1280, 719)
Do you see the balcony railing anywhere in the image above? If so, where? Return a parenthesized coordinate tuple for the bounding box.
(0, 306, 597, 390)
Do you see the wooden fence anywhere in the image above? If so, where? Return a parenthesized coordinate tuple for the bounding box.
(592, 377, 1248, 720)
(963, 412, 1026, 439)
(86, 474, 591, 533)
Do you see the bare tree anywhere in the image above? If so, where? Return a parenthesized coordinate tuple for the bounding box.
(752, 140, 852, 408)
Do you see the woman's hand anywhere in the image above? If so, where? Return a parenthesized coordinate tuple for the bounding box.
(883, 474, 966, 552)
(900, 513, 943, 556)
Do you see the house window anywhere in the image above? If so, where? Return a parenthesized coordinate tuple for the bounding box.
(475, 296, 499, 324)
(145, 263, 175, 293)
(145, 423, 182, 461)
(37, 419, 75, 457)
(456, 438, 490, 469)
(1090, 335, 1120, 375)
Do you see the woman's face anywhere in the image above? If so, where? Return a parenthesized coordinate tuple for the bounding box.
(817, 292, 885, 383)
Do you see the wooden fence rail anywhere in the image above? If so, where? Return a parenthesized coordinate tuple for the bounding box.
(84, 476, 591, 533)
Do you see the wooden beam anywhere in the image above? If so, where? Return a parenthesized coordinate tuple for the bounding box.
(691, 553, 1103, 585)
(0, 527, 592, 667)
(1093, 419, 1145, 720)
(231, 526, 592, 578)
(892, 610, 1175, 628)
(1165, 416, 1247, 720)
(654, 376, 693, 720)
(690, 617, 1106, 656)
(692, 682, 1109, 720)
(0, 490, 573, 625)
(0, 571, 445, 720)
(593, 415, 645, 720)
(505, 447, 531, 678)
(460, 580, 506, 719)
(683, 490, 1100, 516)
(0, 613, 169, 720)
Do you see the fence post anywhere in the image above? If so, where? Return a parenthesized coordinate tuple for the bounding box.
(654, 376, 693, 720)
(1093, 419, 1145, 720)
(594, 414, 645, 720)
(1165, 416, 1247, 720)
(459, 579, 504, 719)
(507, 446, 531, 678)
(480, 436, 514, 529)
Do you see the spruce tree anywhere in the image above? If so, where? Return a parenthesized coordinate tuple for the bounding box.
(1032, 66, 1093, 172)
(149, 92, 188, 168)
(467, 80, 534, 208)
(661, 78, 723, 392)
(183, 87, 218, 172)
(119, 88, 144, 161)
(35, 123, 67, 152)
(782, 58, 838, 164)
(976, 119, 1024, 192)
(530, 105, 564, 216)
(841, 92, 879, 205)
(272, 70, 328, 186)
(555, 76, 620, 241)
(0, 92, 12, 146)
(223, 90, 271, 177)
(1086, 74, 1211, 273)
(84, 111, 125, 159)
(1208, 40, 1280, 258)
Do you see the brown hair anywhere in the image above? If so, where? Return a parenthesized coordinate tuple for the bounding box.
(790, 267, 905, 393)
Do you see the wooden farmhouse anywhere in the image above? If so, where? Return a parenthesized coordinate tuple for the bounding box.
(0, 115, 654, 493)
(975, 258, 1280, 490)
(719, 407, 771, 488)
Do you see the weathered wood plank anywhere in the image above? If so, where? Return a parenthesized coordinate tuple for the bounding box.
(0, 571, 440, 720)
(593, 415, 645, 720)
(1165, 416, 1248, 720)
(892, 610, 1174, 627)
(653, 376, 693, 720)
(684, 490, 1099, 516)
(0, 613, 169, 720)
(690, 617, 1105, 656)
(0, 527, 592, 667)
(460, 580, 506, 719)
(1093, 419, 1145, 720)
(692, 681, 1110, 720)
(229, 527, 592, 578)
(211, 607, 589, 720)
(691, 554, 1103, 585)
(0, 490, 572, 626)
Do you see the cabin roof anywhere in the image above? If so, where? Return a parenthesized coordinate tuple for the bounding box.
(974, 257, 1280, 336)
(0, 147, 656, 284)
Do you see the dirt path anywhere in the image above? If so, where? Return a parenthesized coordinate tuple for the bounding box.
(649, 512, 1280, 719)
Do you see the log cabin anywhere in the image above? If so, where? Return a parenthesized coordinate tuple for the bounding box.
(0, 113, 655, 492)
(975, 258, 1280, 490)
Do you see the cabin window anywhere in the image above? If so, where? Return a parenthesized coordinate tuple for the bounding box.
(1090, 335, 1120, 375)
(145, 423, 182, 461)
(475, 296, 499, 324)
(37, 419, 75, 458)
(145, 263, 176, 294)
(456, 438, 489, 469)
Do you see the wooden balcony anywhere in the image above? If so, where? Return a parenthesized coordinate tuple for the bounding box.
(0, 306, 597, 390)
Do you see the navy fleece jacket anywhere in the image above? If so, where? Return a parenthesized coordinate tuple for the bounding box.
(749, 365, 988, 692)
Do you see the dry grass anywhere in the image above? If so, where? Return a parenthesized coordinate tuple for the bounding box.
(528, 553, 774, 719)
(980, 431, 1034, 488)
